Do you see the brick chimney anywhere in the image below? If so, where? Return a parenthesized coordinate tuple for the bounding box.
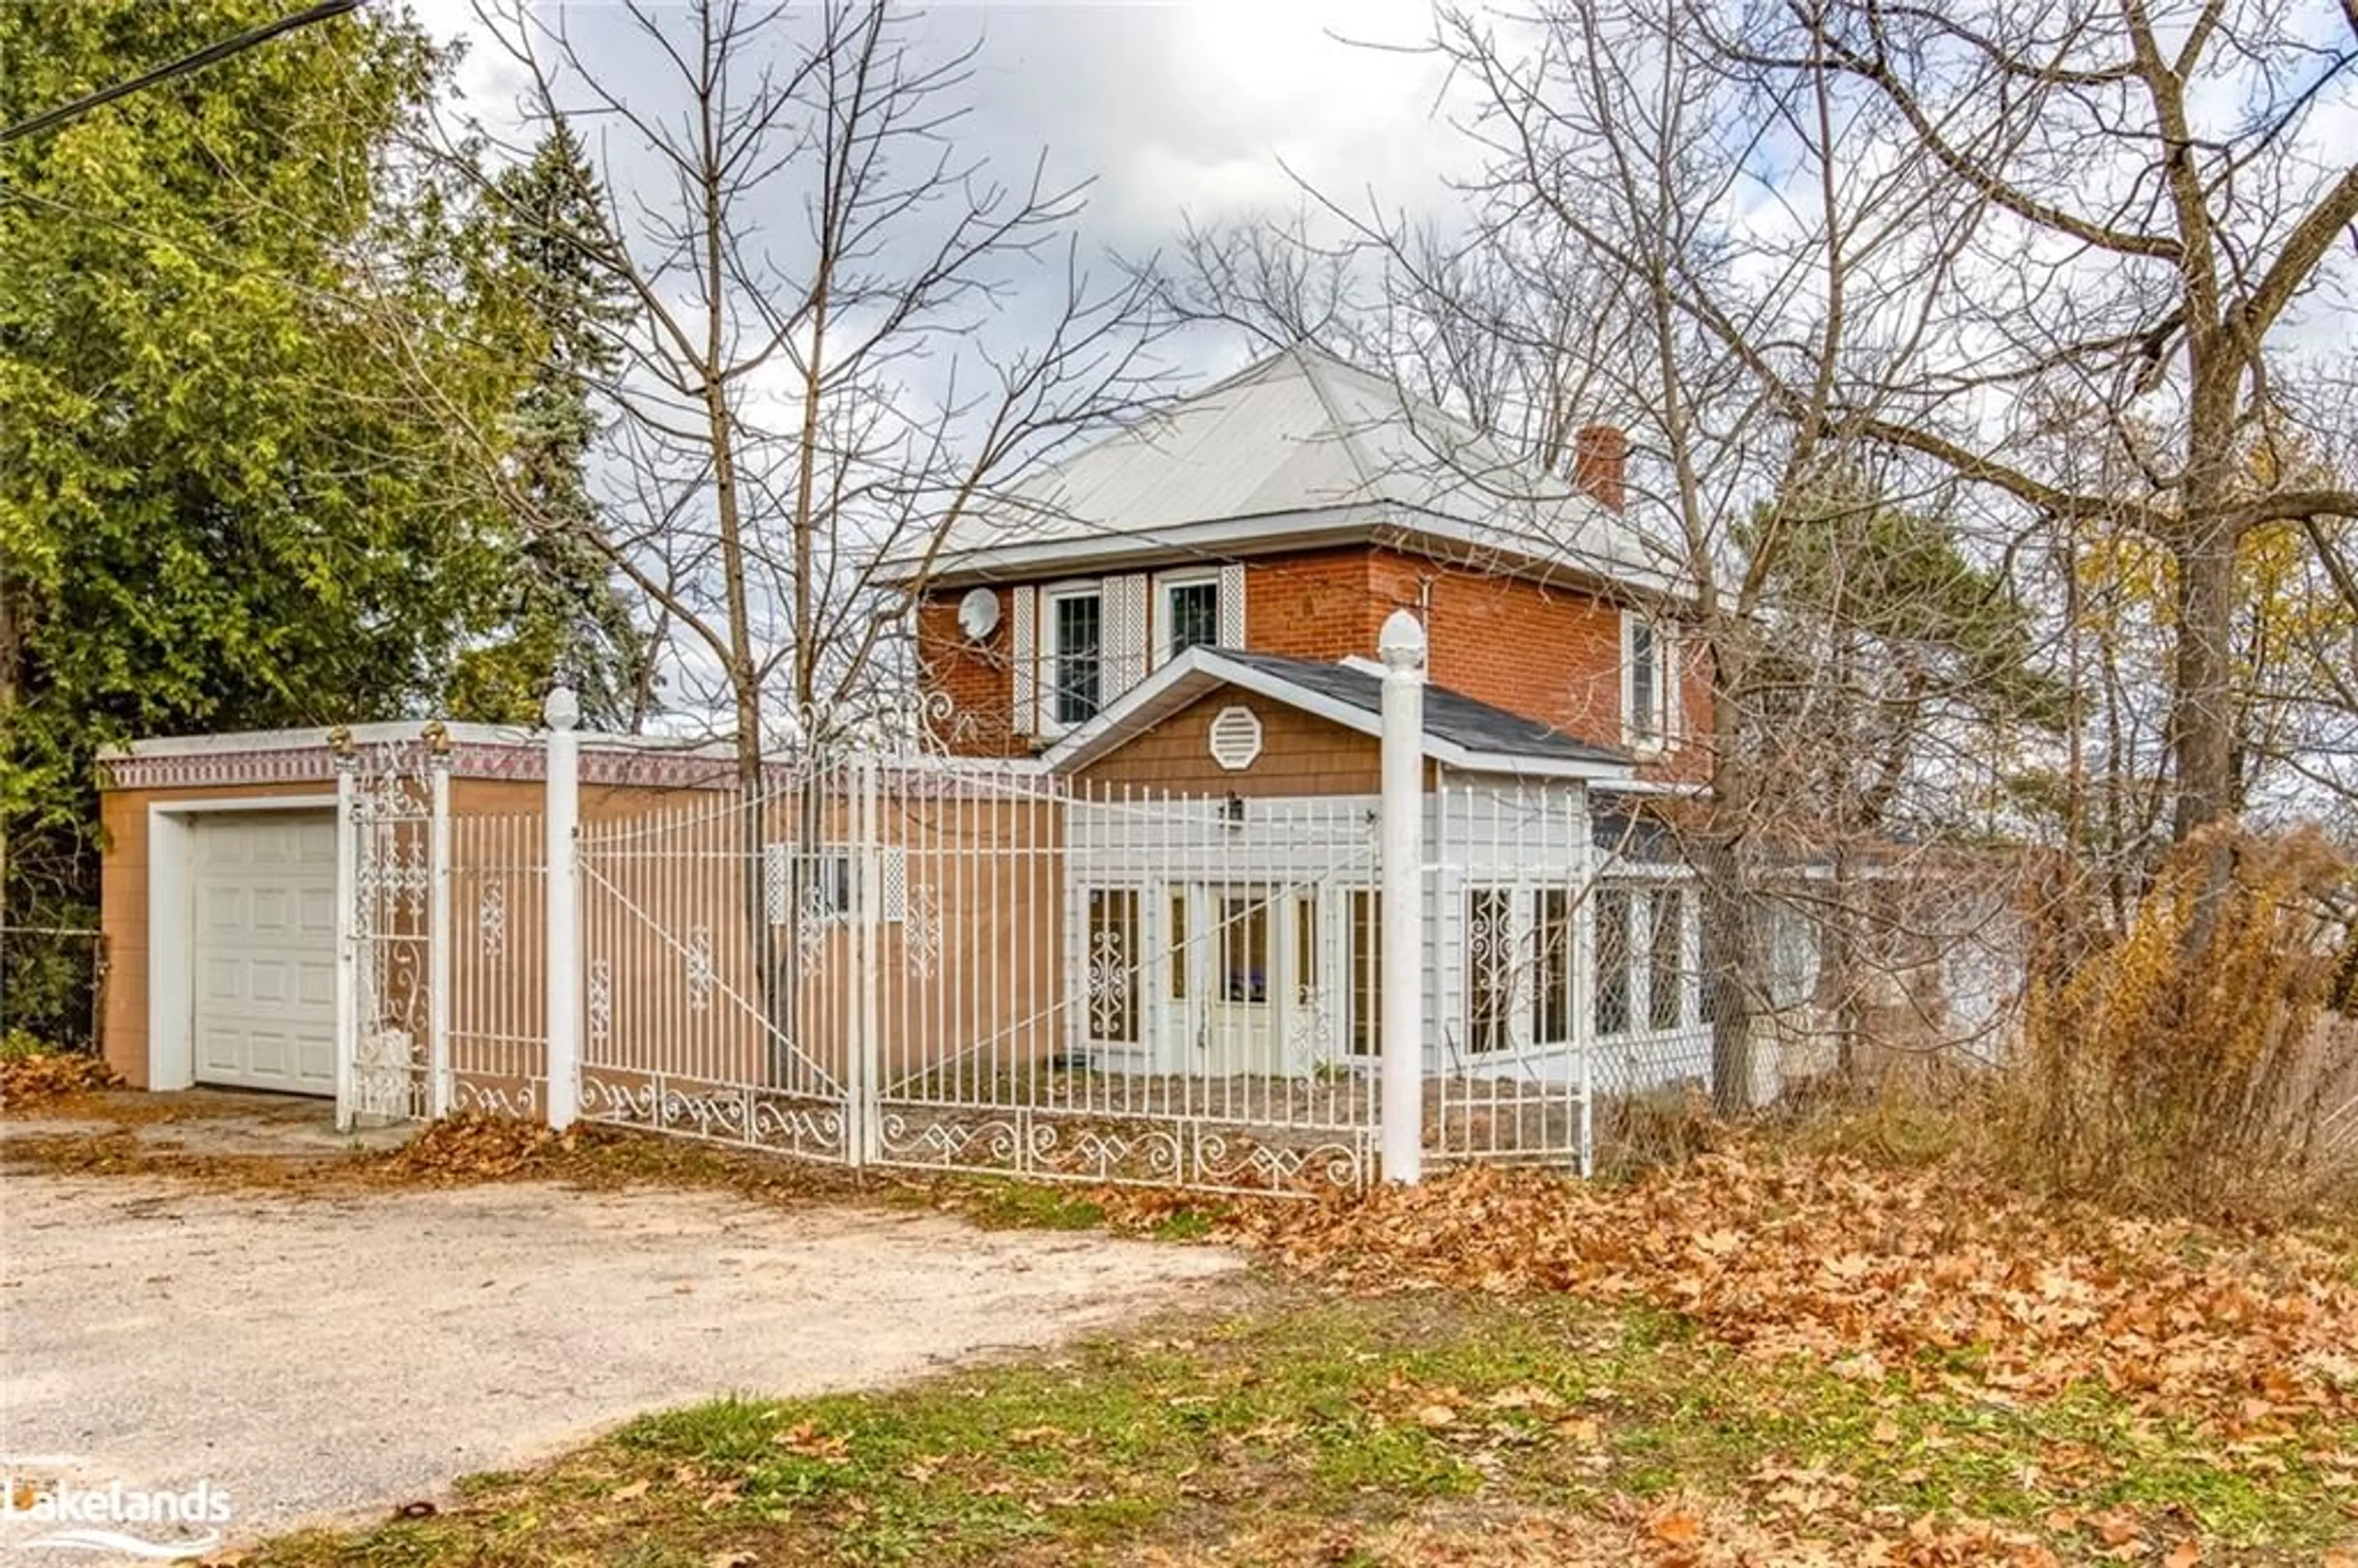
(1573, 424, 1628, 513)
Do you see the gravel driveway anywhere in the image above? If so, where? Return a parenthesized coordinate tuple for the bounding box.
(0, 1165, 1240, 1562)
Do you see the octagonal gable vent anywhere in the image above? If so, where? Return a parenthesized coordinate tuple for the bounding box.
(1207, 705, 1264, 771)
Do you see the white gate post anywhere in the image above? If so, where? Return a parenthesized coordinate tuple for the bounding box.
(849, 756, 881, 1168)
(426, 734, 453, 1119)
(331, 745, 360, 1133)
(1378, 608, 1427, 1185)
(543, 688, 582, 1130)
(1573, 782, 1597, 1178)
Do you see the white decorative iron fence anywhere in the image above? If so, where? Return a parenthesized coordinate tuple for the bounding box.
(335, 636, 1792, 1193)
(448, 812, 547, 1118)
(561, 765, 1409, 1193)
(871, 777, 1388, 1192)
(344, 740, 435, 1120)
(346, 746, 1773, 1195)
(337, 742, 1761, 1192)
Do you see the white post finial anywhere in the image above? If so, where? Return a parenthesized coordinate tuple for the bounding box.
(1378, 607, 1427, 671)
(1377, 607, 1427, 1184)
(543, 684, 582, 732)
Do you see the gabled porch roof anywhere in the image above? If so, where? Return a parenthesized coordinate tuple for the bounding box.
(1041, 646, 1634, 782)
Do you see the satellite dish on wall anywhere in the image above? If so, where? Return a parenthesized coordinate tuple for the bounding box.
(957, 588, 1001, 642)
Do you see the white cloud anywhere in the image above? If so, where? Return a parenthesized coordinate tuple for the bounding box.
(403, 0, 1468, 252)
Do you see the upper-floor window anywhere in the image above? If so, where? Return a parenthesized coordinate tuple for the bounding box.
(1624, 613, 1672, 750)
(1052, 589, 1102, 724)
(1012, 565, 1240, 736)
(1163, 576, 1221, 659)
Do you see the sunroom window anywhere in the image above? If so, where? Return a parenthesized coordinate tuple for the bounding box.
(1535, 888, 1575, 1044)
(1595, 887, 1633, 1038)
(1648, 887, 1686, 1031)
(1466, 887, 1517, 1052)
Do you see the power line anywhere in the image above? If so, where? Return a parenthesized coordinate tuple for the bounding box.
(0, 0, 363, 146)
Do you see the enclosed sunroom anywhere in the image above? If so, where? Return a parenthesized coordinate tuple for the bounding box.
(1046, 647, 1719, 1102)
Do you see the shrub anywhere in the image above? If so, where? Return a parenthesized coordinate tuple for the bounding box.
(1989, 827, 2358, 1222)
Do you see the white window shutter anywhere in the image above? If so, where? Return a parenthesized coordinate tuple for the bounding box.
(1665, 630, 1684, 744)
(1146, 575, 1167, 673)
(1105, 574, 1149, 699)
(1218, 562, 1246, 647)
(1618, 609, 1635, 747)
(1010, 585, 1037, 735)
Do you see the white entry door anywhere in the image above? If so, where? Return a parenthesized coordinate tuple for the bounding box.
(190, 812, 338, 1095)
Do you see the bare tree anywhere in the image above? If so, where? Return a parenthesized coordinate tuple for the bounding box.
(467, 0, 1167, 787)
(1158, 0, 1993, 1107)
(1717, 0, 2358, 847)
(435, 0, 1170, 1085)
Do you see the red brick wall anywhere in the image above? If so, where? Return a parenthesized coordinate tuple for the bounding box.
(916, 589, 1027, 757)
(1356, 547, 1713, 786)
(1241, 548, 1382, 660)
(917, 542, 1715, 786)
(1668, 634, 1717, 788)
(1360, 548, 1624, 746)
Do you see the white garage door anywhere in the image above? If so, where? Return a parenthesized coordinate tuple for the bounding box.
(192, 812, 339, 1095)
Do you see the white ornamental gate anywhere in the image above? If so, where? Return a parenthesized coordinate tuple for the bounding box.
(341, 739, 435, 1123)
(337, 627, 1642, 1193)
(573, 767, 853, 1162)
(564, 762, 1393, 1194)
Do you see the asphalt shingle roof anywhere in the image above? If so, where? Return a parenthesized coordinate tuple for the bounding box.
(1217, 649, 1629, 767)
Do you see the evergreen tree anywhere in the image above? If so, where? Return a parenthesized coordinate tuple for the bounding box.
(447, 122, 648, 729)
(0, 1, 532, 964)
(1742, 479, 2066, 838)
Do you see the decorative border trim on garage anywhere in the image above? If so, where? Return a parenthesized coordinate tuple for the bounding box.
(101, 728, 1055, 796)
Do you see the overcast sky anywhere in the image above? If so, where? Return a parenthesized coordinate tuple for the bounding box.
(411, 0, 1474, 384)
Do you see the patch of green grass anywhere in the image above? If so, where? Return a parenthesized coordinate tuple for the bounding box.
(0, 1028, 54, 1062)
(952, 1178, 1110, 1231)
(243, 1293, 2356, 1566)
(1150, 1205, 1220, 1241)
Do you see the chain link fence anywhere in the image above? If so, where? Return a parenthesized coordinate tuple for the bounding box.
(0, 925, 107, 1054)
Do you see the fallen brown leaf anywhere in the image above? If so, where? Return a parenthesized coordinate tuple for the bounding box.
(1207, 1151, 2358, 1437)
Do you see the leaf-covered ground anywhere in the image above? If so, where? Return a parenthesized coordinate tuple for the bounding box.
(14, 1098, 2354, 1564)
(1210, 1154, 2358, 1441)
(0, 1046, 118, 1110)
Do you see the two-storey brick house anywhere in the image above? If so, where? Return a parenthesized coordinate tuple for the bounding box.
(85, 345, 1726, 1136)
(901, 344, 1708, 782)
(889, 346, 1722, 1094)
